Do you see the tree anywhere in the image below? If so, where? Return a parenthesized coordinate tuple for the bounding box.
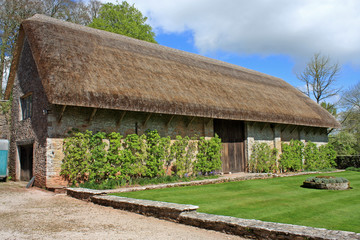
(297, 53, 341, 103)
(0, 0, 42, 98)
(320, 101, 337, 117)
(88, 1, 157, 43)
(341, 81, 360, 110)
(0, 0, 102, 98)
(330, 82, 360, 155)
(329, 131, 357, 156)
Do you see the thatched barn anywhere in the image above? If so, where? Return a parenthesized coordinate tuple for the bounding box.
(5, 14, 339, 188)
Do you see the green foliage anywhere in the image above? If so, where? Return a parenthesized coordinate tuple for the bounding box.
(346, 167, 360, 172)
(107, 132, 123, 180)
(304, 142, 337, 170)
(249, 142, 278, 173)
(303, 141, 319, 171)
(88, 1, 157, 43)
(121, 134, 147, 179)
(194, 135, 222, 175)
(89, 132, 108, 183)
(169, 135, 189, 177)
(145, 130, 168, 178)
(61, 130, 92, 185)
(280, 140, 304, 172)
(329, 131, 358, 155)
(61, 130, 222, 187)
(248, 140, 337, 173)
(318, 144, 337, 169)
(320, 101, 337, 117)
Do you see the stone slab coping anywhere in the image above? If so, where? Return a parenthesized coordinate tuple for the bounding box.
(91, 195, 198, 220)
(179, 211, 360, 240)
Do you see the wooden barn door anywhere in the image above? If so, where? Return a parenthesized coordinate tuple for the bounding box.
(214, 119, 246, 173)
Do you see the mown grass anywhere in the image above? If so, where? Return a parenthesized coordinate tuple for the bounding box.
(112, 171, 360, 233)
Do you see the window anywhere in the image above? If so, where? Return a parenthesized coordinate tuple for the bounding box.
(21, 94, 32, 120)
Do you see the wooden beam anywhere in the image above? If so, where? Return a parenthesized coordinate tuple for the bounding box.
(58, 105, 67, 123)
(116, 111, 126, 127)
(187, 116, 195, 127)
(143, 113, 152, 126)
(281, 124, 288, 133)
(290, 126, 298, 134)
(248, 121, 255, 127)
(260, 123, 269, 132)
(166, 115, 175, 126)
(88, 108, 97, 122)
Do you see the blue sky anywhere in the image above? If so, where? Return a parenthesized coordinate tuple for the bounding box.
(103, 0, 360, 104)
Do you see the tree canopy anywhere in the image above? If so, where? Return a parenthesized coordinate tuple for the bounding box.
(88, 1, 157, 43)
(329, 82, 360, 155)
(297, 53, 341, 103)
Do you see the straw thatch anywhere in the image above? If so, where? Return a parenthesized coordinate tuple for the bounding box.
(6, 14, 340, 128)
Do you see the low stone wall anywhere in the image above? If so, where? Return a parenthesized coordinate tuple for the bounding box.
(179, 212, 360, 240)
(85, 194, 359, 240)
(91, 195, 198, 221)
(67, 188, 105, 201)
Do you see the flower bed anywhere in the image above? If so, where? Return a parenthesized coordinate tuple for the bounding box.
(303, 176, 350, 190)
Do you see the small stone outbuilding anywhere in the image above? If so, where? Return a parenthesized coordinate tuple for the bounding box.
(5, 15, 339, 188)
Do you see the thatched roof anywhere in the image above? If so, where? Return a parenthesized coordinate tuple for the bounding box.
(6, 14, 340, 128)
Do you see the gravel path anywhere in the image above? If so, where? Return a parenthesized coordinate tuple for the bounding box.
(0, 182, 246, 240)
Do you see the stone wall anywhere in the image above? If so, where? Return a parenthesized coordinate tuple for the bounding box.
(8, 37, 49, 187)
(46, 138, 67, 188)
(0, 110, 10, 140)
(246, 122, 329, 162)
(47, 104, 214, 139)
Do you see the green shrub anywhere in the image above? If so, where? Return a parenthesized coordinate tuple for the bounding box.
(121, 134, 147, 179)
(318, 144, 337, 169)
(304, 141, 319, 170)
(61, 131, 222, 187)
(170, 135, 190, 177)
(304, 142, 337, 170)
(61, 130, 92, 185)
(279, 140, 304, 172)
(249, 142, 278, 173)
(145, 130, 168, 178)
(194, 135, 222, 175)
(89, 132, 108, 183)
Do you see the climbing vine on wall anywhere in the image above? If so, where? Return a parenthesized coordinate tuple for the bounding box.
(60, 130, 222, 185)
(249, 139, 337, 173)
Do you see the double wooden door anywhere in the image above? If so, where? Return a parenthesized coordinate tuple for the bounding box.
(214, 119, 246, 173)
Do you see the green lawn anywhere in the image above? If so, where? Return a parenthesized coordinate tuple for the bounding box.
(112, 171, 360, 233)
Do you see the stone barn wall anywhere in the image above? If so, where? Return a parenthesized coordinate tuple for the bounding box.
(44, 105, 214, 188)
(8, 38, 49, 187)
(245, 122, 329, 163)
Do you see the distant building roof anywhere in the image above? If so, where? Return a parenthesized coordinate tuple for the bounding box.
(5, 14, 340, 128)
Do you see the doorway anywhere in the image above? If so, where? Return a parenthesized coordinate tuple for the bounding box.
(214, 119, 246, 173)
(19, 144, 33, 181)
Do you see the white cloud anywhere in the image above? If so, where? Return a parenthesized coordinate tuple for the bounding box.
(101, 0, 360, 67)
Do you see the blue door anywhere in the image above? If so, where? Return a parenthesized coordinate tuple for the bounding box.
(0, 150, 8, 178)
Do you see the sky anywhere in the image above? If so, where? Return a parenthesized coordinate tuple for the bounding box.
(96, 0, 360, 105)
